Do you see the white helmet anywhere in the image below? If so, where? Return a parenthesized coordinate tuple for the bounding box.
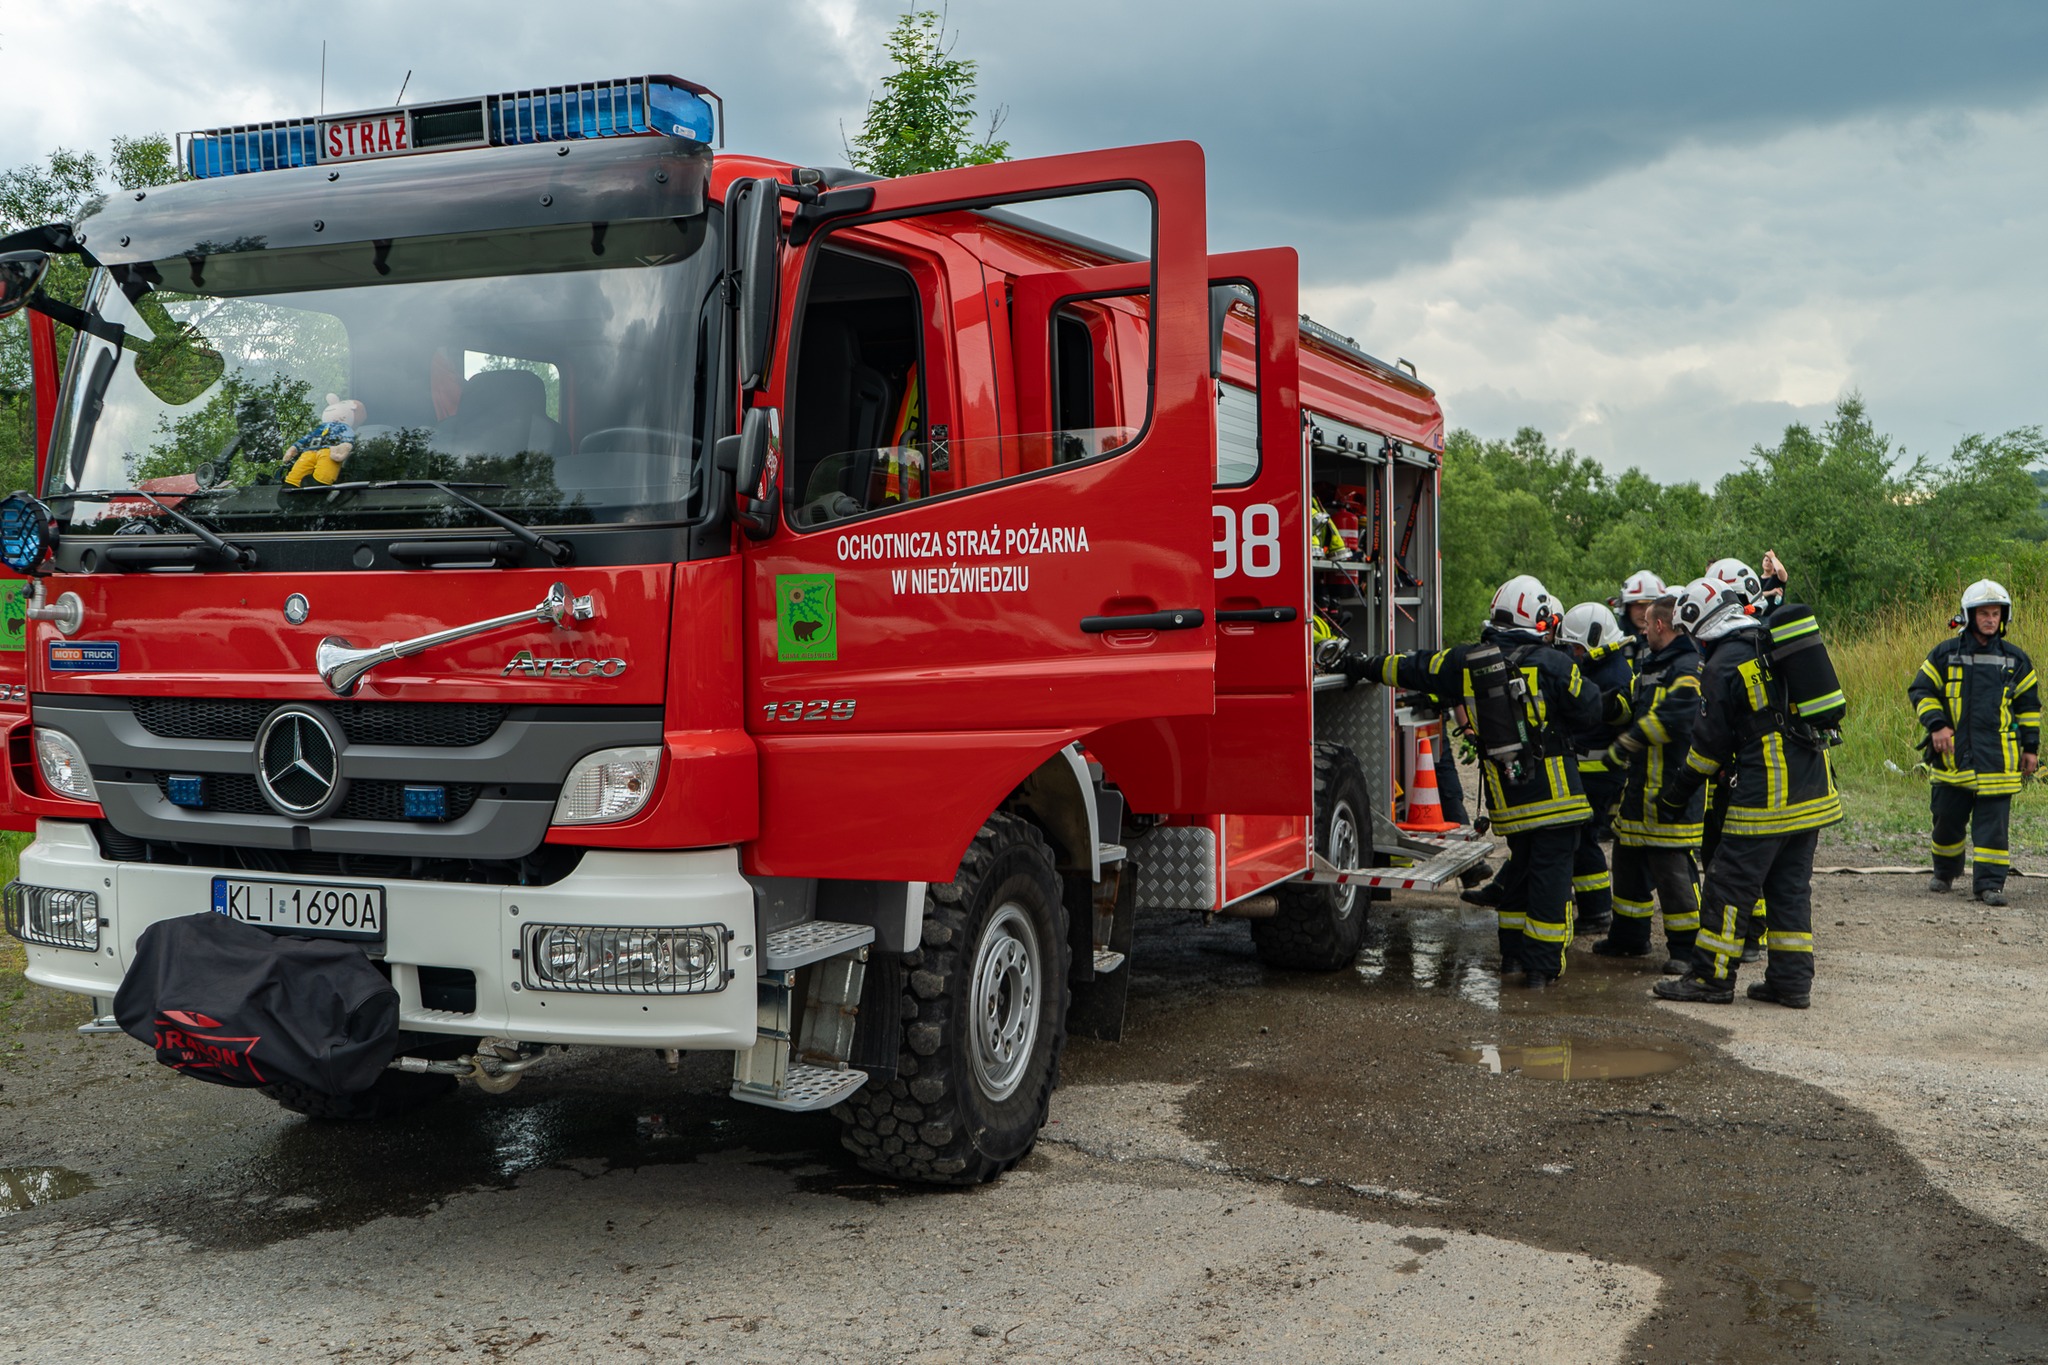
(1619, 569, 1667, 604)
(1960, 579, 2012, 633)
(1672, 575, 1755, 642)
(1558, 601, 1621, 653)
(1705, 557, 1763, 604)
(1489, 574, 1558, 634)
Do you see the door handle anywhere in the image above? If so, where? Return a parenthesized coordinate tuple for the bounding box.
(1216, 606, 1298, 624)
(1080, 609, 1205, 634)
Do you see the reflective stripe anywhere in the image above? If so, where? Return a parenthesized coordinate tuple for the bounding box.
(1915, 697, 1948, 718)
(1524, 918, 1573, 944)
(1613, 899, 1655, 919)
(1496, 912, 1527, 931)
(1769, 931, 1814, 953)
(1686, 749, 1721, 776)
(1640, 714, 1670, 746)
(1665, 911, 1701, 932)
(1723, 792, 1843, 836)
(1796, 688, 1845, 716)
(1974, 847, 2010, 865)
(1573, 872, 1612, 892)
(1378, 656, 1403, 686)
(1931, 838, 1966, 857)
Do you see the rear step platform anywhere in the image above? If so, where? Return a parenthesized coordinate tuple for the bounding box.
(1299, 834, 1493, 892)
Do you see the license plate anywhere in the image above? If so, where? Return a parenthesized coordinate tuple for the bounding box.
(212, 877, 385, 940)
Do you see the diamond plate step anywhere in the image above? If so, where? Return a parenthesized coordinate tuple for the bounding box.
(1300, 835, 1493, 893)
(1092, 949, 1126, 974)
(762, 920, 874, 972)
(730, 1062, 868, 1113)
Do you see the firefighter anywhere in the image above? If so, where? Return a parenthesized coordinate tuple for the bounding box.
(1616, 570, 1667, 659)
(1558, 601, 1633, 933)
(1653, 576, 1841, 1008)
(1592, 592, 1703, 971)
(1700, 554, 1778, 961)
(1910, 580, 2041, 906)
(1346, 574, 1601, 986)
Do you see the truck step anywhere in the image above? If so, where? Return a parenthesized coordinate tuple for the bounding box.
(1097, 843, 1127, 866)
(762, 920, 875, 972)
(730, 1061, 869, 1113)
(1301, 835, 1492, 892)
(1092, 949, 1127, 974)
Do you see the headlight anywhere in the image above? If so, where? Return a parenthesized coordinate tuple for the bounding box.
(520, 923, 727, 994)
(4, 883, 100, 951)
(32, 728, 97, 802)
(552, 745, 661, 825)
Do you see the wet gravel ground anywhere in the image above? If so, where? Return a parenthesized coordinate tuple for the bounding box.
(2, 841, 2046, 1362)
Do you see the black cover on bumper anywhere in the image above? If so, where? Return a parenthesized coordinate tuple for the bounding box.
(113, 914, 399, 1093)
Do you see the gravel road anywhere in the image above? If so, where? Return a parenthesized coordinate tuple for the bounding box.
(1, 835, 2043, 1363)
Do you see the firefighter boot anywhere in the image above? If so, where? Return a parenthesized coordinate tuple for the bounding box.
(1747, 980, 1811, 1010)
(1928, 876, 1952, 894)
(1653, 975, 1735, 1004)
(1980, 888, 2009, 907)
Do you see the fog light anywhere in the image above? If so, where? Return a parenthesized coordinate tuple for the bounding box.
(521, 923, 727, 995)
(402, 784, 448, 820)
(33, 728, 97, 802)
(552, 746, 661, 825)
(4, 883, 101, 951)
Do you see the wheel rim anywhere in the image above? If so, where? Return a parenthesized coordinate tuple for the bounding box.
(970, 901, 1042, 1102)
(1328, 798, 1361, 921)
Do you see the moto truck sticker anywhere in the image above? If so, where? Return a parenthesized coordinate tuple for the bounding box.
(776, 574, 838, 662)
(49, 641, 120, 672)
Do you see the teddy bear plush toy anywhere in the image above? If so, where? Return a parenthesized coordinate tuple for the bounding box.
(282, 393, 367, 487)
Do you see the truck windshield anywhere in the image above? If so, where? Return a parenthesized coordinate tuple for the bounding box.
(45, 216, 721, 538)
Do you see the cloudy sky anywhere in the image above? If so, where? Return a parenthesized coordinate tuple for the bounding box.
(3, 0, 2043, 482)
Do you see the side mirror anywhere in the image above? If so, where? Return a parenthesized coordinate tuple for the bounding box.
(733, 406, 780, 541)
(0, 251, 51, 322)
(0, 493, 57, 573)
(732, 178, 782, 391)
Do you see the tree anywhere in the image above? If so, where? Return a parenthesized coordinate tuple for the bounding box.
(846, 9, 1009, 178)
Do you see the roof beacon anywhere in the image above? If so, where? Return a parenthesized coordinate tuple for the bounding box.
(179, 74, 720, 180)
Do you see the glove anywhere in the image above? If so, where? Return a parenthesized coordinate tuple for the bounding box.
(1342, 653, 1387, 687)
(1655, 799, 1687, 825)
(1602, 736, 1643, 770)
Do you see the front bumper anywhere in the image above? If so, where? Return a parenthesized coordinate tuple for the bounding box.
(13, 820, 758, 1050)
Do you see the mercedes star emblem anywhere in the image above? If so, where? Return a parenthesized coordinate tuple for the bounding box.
(254, 707, 344, 818)
(283, 593, 310, 625)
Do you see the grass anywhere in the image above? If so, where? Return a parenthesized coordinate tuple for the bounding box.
(1829, 575, 2048, 861)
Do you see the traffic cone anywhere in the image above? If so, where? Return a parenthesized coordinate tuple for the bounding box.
(1399, 725, 1460, 833)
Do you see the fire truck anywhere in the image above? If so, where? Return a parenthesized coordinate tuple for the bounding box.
(0, 75, 1486, 1184)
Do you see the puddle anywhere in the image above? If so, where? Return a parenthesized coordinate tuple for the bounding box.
(1445, 1039, 1688, 1080)
(0, 1167, 95, 1214)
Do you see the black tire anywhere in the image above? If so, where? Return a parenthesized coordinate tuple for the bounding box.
(1252, 742, 1372, 970)
(260, 1068, 458, 1121)
(836, 812, 1070, 1185)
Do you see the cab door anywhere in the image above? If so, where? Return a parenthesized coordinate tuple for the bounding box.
(0, 308, 61, 831)
(743, 144, 1219, 881)
(1084, 250, 1311, 815)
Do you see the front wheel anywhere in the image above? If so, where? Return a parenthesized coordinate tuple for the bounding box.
(1252, 742, 1372, 970)
(836, 812, 1070, 1184)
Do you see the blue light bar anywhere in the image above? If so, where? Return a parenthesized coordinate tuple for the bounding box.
(166, 775, 206, 808)
(403, 785, 448, 821)
(181, 75, 718, 180)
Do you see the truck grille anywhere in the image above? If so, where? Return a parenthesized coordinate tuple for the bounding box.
(153, 773, 484, 823)
(130, 699, 508, 747)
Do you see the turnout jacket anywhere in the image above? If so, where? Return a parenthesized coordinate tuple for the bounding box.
(1360, 626, 1602, 835)
(1910, 632, 2041, 796)
(1573, 645, 1636, 777)
(1660, 623, 1841, 837)
(1608, 635, 1705, 847)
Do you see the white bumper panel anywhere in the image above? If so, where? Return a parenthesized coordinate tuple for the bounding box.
(16, 820, 758, 1051)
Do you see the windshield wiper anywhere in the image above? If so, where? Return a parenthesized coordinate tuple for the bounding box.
(296, 479, 572, 565)
(55, 488, 258, 568)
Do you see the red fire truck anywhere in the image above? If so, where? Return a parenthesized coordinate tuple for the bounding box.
(0, 75, 1485, 1184)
